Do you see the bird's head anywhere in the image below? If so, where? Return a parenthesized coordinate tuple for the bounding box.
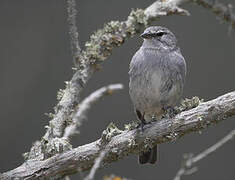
(140, 26, 178, 50)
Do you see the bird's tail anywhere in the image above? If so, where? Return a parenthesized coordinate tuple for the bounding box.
(138, 145, 158, 164)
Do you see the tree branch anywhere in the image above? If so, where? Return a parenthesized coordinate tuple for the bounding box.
(2, 91, 235, 179)
(173, 129, 235, 180)
(84, 150, 107, 180)
(192, 0, 235, 29)
(63, 84, 123, 139)
(66, 0, 81, 65)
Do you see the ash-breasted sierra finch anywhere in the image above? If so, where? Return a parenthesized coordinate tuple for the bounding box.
(129, 26, 186, 164)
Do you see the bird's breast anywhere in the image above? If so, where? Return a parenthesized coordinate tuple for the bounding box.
(150, 70, 163, 98)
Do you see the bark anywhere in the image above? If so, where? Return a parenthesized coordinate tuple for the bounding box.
(1, 91, 235, 179)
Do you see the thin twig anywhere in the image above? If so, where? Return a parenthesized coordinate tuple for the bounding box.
(66, 0, 81, 65)
(63, 84, 124, 139)
(84, 150, 107, 180)
(173, 129, 235, 180)
(191, 0, 235, 29)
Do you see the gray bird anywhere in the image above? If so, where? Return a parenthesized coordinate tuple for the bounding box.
(129, 26, 186, 164)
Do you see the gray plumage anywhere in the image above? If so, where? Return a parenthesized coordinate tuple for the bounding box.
(129, 26, 186, 164)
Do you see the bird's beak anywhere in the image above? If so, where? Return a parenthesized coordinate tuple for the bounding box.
(140, 32, 151, 39)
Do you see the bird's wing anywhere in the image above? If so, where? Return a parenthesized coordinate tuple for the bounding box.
(160, 51, 186, 94)
(129, 49, 145, 79)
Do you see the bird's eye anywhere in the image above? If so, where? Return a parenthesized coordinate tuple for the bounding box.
(156, 31, 165, 37)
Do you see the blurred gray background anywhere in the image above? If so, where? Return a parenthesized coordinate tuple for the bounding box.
(0, 0, 235, 179)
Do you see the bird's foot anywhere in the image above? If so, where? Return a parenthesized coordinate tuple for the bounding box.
(137, 120, 148, 132)
(135, 110, 149, 132)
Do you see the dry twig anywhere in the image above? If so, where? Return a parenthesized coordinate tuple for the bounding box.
(84, 151, 107, 180)
(63, 84, 123, 139)
(66, 0, 81, 65)
(173, 129, 235, 180)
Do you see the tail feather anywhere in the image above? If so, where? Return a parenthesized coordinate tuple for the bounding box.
(139, 145, 158, 164)
(139, 149, 151, 164)
(149, 145, 158, 164)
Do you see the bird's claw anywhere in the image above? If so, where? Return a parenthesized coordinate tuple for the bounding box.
(137, 120, 148, 132)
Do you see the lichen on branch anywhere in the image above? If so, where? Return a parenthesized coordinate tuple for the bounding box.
(2, 91, 235, 179)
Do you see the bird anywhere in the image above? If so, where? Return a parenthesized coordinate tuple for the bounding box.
(129, 26, 186, 164)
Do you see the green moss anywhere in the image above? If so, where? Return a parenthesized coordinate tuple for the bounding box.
(101, 122, 123, 143)
(82, 8, 150, 65)
(127, 138, 137, 148)
(126, 9, 149, 36)
(57, 89, 65, 100)
(129, 9, 149, 26)
(23, 141, 44, 161)
(24, 137, 72, 161)
(176, 96, 204, 113)
(84, 20, 126, 64)
(44, 112, 55, 118)
(124, 121, 139, 131)
(104, 21, 123, 34)
(42, 137, 72, 159)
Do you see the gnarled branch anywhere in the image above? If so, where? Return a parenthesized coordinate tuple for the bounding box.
(2, 91, 235, 179)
